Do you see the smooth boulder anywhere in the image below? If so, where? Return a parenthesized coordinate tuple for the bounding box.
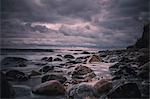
(107, 82, 141, 98)
(1, 57, 28, 68)
(6, 70, 29, 81)
(32, 80, 66, 96)
(67, 83, 96, 99)
(39, 65, 54, 73)
(72, 65, 96, 80)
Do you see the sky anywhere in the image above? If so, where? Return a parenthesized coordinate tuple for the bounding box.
(1, 0, 149, 49)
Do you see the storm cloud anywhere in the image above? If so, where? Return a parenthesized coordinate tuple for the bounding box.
(1, 0, 149, 49)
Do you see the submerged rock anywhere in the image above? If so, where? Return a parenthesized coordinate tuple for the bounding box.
(0, 72, 15, 98)
(137, 62, 149, 79)
(53, 58, 63, 61)
(67, 83, 96, 99)
(107, 82, 141, 98)
(39, 65, 54, 73)
(64, 54, 75, 59)
(41, 74, 67, 84)
(6, 70, 29, 81)
(32, 80, 66, 96)
(1, 57, 28, 68)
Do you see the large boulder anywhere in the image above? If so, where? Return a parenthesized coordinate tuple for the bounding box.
(1, 57, 28, 68)
(41, 74, 67, 84)
(39, 65, 54, 73)
(94, 79, 112, 95)
(32, 80, 66, 95)
(67, 83, 96, 99)
(72, 65, 96, 81)
(0, 72, 15, 98)
(6, 70, 29, 81)
(107, 83, 141, 98)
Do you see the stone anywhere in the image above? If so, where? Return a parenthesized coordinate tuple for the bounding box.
(41, 74, 67, 84)
(53, 58, 63, 61)
(72, 65, 96, 80)
(64, 54, 75, 59)
(94, 79, 112, 95)
(32, 80, 66, 95)
(107, 83, 141, 98)
(6, 70, 29, 81)
(81, 51, 90, 54)
(47, 57, 53, 62)
(0, 72, 15, 98)
(39, 65, 54, 73)
(1, 57, 28, 68)
(29, 70, 42, 76)
(67, 83, 96, 99)
(137, 62, 149, 79)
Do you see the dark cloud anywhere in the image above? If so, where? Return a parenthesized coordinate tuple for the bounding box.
(1, 0, 149, 49)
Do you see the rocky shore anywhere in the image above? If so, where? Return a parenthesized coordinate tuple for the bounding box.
(0, 24, 149, 99)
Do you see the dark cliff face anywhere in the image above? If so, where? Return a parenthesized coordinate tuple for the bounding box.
(127, 24, 149, 49)
(135, 24, 149, 48)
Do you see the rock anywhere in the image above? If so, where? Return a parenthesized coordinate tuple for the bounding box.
(67, 83, 96, 99)
(107, 83, 141, 98)
(94, 79, 112, 95)
(13, 85, 31, 98)
(41, 74, 67, 84)
(53, 58, 63, 61)
(119, 57, 133, 63)
(81, 51, 90, 54)
(112, 75, 121, 80)
(41, 57, 48, 61)
(136, 54, 149, 65)
(6, 70, 29, 81)
(41, 57, 53, 62)
(1, 57, 28, 68)
(39, 65, 54, 73)
(56, 54, 62, 57)
(64, 54, 75, 59)
(137, 62, 149, 79)
(47, 57, 53, 62)
(29, 70, 42, 76)
(72, 65, 96, 80)
(0, 72, 15, 98)
(32, 80, 66, 95)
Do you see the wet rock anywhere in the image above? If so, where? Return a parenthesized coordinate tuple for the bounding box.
(119, 57, 133, 63)
(137, 54, 149, 66)
(57, 54, 63, 57)
(39, 65, 54, 73)
(32, 80, 66, 96)
(41, 74, 67, 84)
(112, 75, 121, 80)
(137, 62, 149, 79)
(1, 57, 28, 68)
(29, 70, 42, 76)
(72, 65, 96, 80)
(6, 70, 29, 81)
(67, 83, 96, 99)
(94, 79, 112, 95)
(0, 72, 15, 98)
(53, 58, 63, 61)
(107, 82, 141, 98)
(41, 57, 53, 62)
(81, 51, 90, 54)
(64, 54, 75, 59)
(41, 57, 48, 61)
